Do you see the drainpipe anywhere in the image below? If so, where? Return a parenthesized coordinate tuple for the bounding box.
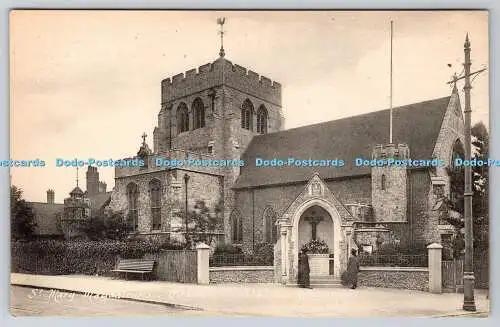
(168, 103, 172, 150)
(252, 188, 255, 252)
(408, 171, 413, 245)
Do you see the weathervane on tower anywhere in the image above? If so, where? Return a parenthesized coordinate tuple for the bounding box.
(217, 17, 226, 57)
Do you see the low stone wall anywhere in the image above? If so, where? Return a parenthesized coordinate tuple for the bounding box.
(210, 266, 275, 283)
(359, 266, 429, 291)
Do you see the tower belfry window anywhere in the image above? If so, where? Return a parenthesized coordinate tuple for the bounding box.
(381, 174, 387, 190)
(257, 105, 268, 134)
(193, 98, 205, 129)
(241, 99, 254, 131)
(177, 103, 189, 133)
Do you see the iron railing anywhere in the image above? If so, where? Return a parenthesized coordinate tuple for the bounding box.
(209, 253, 273, 267)
(358, 254, 428, 267)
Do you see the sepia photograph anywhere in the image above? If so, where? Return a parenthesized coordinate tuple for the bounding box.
(9, 10, 490, 317)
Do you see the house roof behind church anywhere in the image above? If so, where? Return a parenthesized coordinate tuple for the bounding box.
(88, 191, 112, 216)
(30, 202, 64, 236)
(233, 96, 451, 189)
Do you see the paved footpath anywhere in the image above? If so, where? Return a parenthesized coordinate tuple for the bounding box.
(11, 273, 490, 317)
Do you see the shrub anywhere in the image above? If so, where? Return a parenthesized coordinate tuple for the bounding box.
(376, 241, 429, 255)
(376, 242, 398, 255)
(11, 239, 184, 275)
(82, 212, 130, 241)
(213, 244, 243, 255)
(397, 241, 429, 255)
(301, 239, 329, 254)
(254, 242, 274, 265)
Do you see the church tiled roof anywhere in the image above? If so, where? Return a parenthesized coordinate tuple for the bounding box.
(233, 96, 451, 189)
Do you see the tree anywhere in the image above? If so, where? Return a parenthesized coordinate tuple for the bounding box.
(436, 121, 489, 258)
(82, 210, 129, 241)
(11, 186, 37, 240)
(187, 200, 222, 247)
(471, 122, 489, 250)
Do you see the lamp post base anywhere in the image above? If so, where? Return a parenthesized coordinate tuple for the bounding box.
(462, 301, 477, 312)
(462, 273, 476, 312)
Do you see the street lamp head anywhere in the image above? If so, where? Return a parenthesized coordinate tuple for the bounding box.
(184, 174, 190, 183)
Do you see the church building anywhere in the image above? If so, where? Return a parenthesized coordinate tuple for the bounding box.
(108, 35, 466, 285)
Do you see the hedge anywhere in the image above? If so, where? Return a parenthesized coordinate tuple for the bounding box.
(11, 239, 184, 275)
(209, 242, 274, 267)
(213, 244, 243, 255)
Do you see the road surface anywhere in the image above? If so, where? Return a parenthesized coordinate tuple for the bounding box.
(10, 286, 212, 317)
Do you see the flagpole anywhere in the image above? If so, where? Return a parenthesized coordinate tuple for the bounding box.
(389, 20, 393, 144)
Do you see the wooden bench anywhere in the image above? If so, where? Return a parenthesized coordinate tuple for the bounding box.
(111, 259, 156, 281)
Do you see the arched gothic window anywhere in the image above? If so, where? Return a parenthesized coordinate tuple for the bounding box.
(231, 209, 243, 243)
(263, 207, 278, 244)
(192, 98, 205, 129)
(177, 103, 189, 133)
(241, 99, 254, 131)
(149, 179, 162, 230)
(451, 139, 465, 170)
(256, 105, 268, 134)
(381, 174, 387, 190)
(126, 183, 139, 231)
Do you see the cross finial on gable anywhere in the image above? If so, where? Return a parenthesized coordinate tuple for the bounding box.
(141, 132, 147, 145)
(451, 72, 459, 93)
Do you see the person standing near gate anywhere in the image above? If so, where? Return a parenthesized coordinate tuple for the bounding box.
(298, 248, 311, 288)
(342, 249, 360, 289)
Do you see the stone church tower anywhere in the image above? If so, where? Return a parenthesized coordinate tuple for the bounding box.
(153, 57, 284, 161)
(150, 34, 284, 242)
(110, 36, 284, 243)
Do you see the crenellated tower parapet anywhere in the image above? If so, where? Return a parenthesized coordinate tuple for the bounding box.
(372, 143, 410, 160)
(161, 59, 281, 105)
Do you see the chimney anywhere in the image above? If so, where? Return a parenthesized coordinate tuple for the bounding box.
(47, 189, 55, 204)
(99, 181, 107, 193)
(86, 166, 99, 197)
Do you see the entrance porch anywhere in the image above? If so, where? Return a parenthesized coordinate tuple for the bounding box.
(274, 175, 356, 286)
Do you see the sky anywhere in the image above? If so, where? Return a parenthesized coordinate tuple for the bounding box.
(9, 10, 489, 203)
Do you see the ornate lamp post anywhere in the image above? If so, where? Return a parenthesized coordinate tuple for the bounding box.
(184, 173, 190, 248)
(462, 34, 476, 312)
(447, 33, 486, 311)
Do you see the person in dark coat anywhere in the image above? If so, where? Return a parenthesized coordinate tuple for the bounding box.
(298, 249, 311, 288)
(342, 249, 360, 289)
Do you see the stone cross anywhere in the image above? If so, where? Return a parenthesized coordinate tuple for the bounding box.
(451, 72, 459, 92)
(305, 216, 324, 240)
(141, 132, 147, 145)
